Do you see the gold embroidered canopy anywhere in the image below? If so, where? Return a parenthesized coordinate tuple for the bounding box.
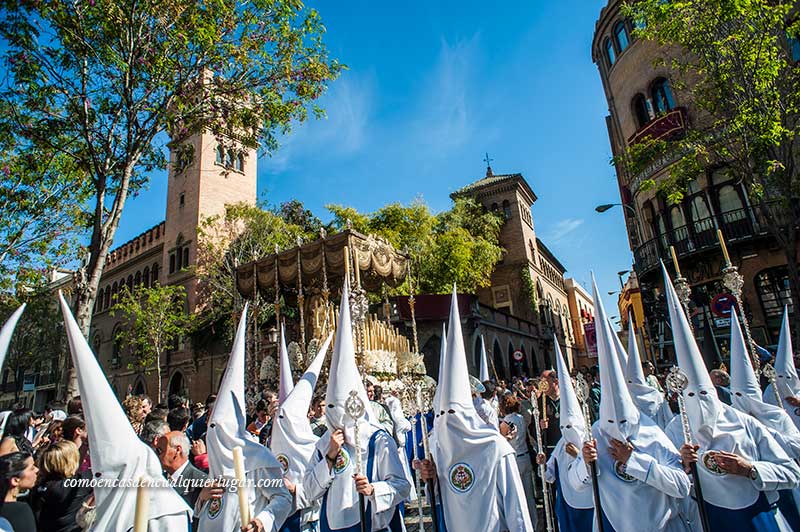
(235, 229, 410, 299)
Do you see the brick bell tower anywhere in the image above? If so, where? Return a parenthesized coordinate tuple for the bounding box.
(451, 159, 540, 322)
(161, 130, 258, 310)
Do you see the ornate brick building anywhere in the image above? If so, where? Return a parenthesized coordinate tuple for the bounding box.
(592, 0, 797, 365)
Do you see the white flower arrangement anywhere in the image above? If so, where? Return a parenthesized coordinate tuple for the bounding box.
(364, 349, 397, 376)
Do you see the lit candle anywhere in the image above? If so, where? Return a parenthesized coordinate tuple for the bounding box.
(670, 246, 681, 278)
(717, 229, 731, 265)
(133, 478, 149, 532)
(233, 446, 250, 527)
(344, 246, 352, 285)
(353, 247, 361, 287)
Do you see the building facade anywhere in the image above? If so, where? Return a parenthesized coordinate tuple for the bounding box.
(79, 130, 257, 402)
(450, 166, 593, 373)
(592, 0, 794, 364)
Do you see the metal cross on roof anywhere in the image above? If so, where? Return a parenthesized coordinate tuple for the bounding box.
(484, 152, 494, 177)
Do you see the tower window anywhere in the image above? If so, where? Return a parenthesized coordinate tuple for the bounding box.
(651, 78, 675, 115)
(169, 253, 176, 274)
(614, 22, 629, 53)
(502, 200, 512, 220)
(790, 35, 800, 62)
(179, 193, 185, 207)
(605, 38, 616, 67)
(632, 93, 650, 128)
(182, 246, 189, 268)
(215, 145, 224, 165)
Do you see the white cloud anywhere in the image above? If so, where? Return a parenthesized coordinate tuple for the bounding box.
(264, 71, 375, 173)
(411, 35, 482, 153)
(548, 218, 585, 243)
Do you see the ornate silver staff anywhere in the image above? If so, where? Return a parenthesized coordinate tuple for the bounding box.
(761, 362, 783, 408)
(415, 384, 441, 532)
(575, 374, 604, 532)
(411, 385, 424, 532)
(530, 380, 554, 532)
(345, 390, 368, 532)
(665, 367, 710, 532)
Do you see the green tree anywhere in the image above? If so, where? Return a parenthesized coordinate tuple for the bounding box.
(0, 0, 341, 396)
(621, 0, 800, 327)
(110, 284, 195, 402)
(0, 292, 66, 403)
(326, 197, 504, 294)
(0, 144, 88, 292)
(196, 201, 311, 339)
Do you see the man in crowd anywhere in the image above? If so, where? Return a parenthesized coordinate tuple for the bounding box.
(308, 395, 327, 437)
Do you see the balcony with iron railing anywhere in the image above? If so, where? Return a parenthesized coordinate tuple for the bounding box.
(634, 203, 783, 274)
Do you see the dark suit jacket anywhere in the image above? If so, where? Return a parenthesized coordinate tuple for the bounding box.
(174, 461, 207, 509)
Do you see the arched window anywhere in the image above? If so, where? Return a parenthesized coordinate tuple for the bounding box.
(215, 145, 224, 165)
(111, 282, 118, 301)
(502, 200, 512, 220)
(236, 153, 245, 172)
(718, 185, 744, 213)
(670, 205, 686, 230)
(127, 275, 134, 291)
(473, 336, 483, 373)
(651, 78, 675, 115)
(632, 94, 650, 128)
(103, 287, 110, 310)
(755, 267, 793, 320)
(690, 195, 711, 225)
(182, 246, 190, 268)
(605, 38, 616, 66)
(143, 267, 150, 288)
(151, 263, 159, 286)
(134, 271, 142, 286)
(614, 21, 630, 53)
(226, 149, 235, 168)
(92, 334, 102, 357)
(790, 35, 800, 62)
(491, 202, 498, 211)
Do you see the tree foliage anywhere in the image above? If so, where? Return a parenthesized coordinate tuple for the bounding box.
(0, 292, 66, 401)
(0, 0, 341, 396)
(326, 197, 505, 294)
(110, 284, 195, 402)
(195, 201, 314, 339)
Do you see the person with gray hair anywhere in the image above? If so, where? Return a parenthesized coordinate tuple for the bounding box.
(140, 419, 168, 451)
(157, 431, 216, 522)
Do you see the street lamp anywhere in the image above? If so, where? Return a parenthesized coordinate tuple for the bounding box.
(617, 269, 630, 289)
(267, 325, 278, 344)
(595, 203, 643, 249)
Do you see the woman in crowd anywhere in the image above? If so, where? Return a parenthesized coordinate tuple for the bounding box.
(61, 417, 90, 474)
(33, 440, 93, 532)
(0, 409, 35, 456)
(0, 452, 37, 531)
(122, 396, 146, 435)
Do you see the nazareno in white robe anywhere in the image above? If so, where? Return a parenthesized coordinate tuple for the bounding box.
(301, 428, 410, 531)
(545, 438, 593, 510)
(664, 405, 800, 512)
(569, 414, 691, 532)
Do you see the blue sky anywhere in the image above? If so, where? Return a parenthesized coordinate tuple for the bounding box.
(116, 0, 632, 317)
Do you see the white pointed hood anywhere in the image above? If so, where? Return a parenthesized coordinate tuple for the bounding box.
(662, 263, 720, 437)
(58, 293, 190, 531)
(592, 276, 640, 441)
(555, 335, 585, 448)
(324, 280, 378, 448)
(730, 307, 789, 429)
(775, 306, 800, 398)
(0, 304, 25, 372)
(432, 323, 447, 416)
(207, 305, 282, 478)
(623, 316, 667, 421)
(430, 286, 530, 532)
(278, 324, 294, 404)
(478, 336, 490, 382)
(271, 333, 332, 485)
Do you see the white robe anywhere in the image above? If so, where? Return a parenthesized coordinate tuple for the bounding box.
(545, 439, 593, 510)
(301, 429, 409, 531)
(569, 415, 691, 532)
(197, 467, 292, 531)
(385, 395, 417, 502)
(475, 396, 499, 429)
(763, 384, 800, 432)
(664, 404, 800, 512)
